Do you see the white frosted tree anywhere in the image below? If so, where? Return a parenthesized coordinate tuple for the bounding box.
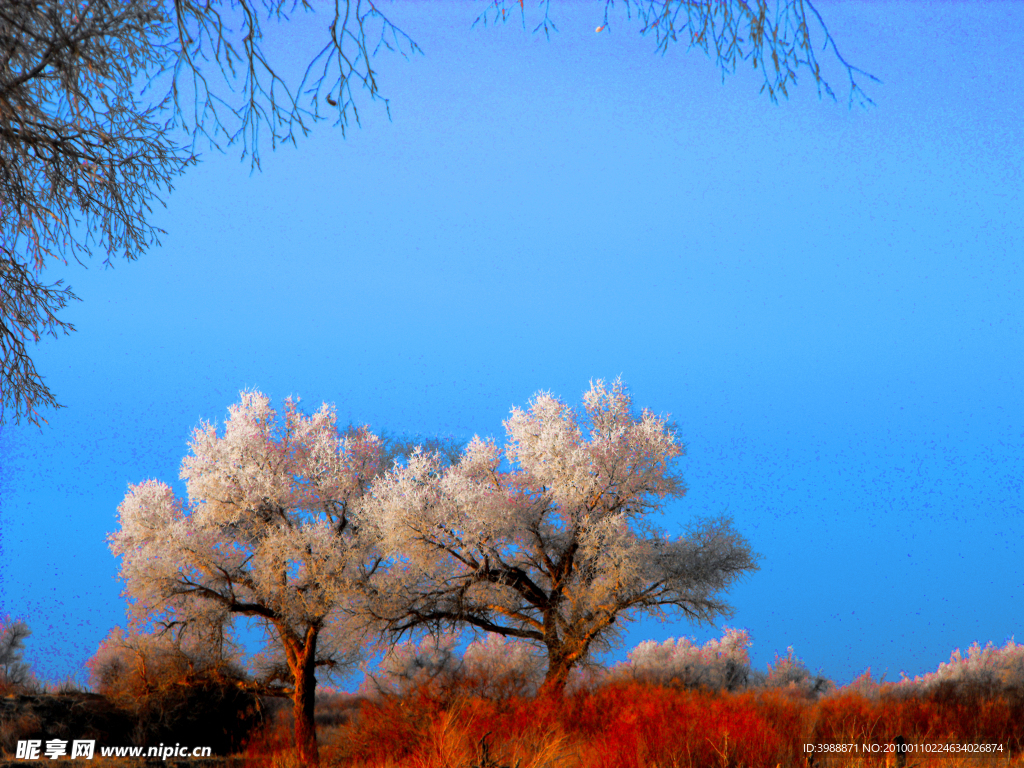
(607, 628, 755, 692)
(109, 390, 388, 766)
(362, 379, 760, 696)
(763, 646, 835, 698)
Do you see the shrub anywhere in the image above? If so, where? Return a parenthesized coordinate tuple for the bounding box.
(762, 646, 835, 699)
(892, 638, 1024, 705)
(461, 634, 547, 699)
(86, 626, 262, 753)
(359, 633, 552, 701)
(0, 711, 42, 756)
(358, 633, 462, 700)
(604, 628, 756, 692)
(843, 668, 886, 699)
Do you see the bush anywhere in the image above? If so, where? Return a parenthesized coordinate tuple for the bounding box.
(604, 628, 756, 692)
(762, 646, 835, 699)
(0, 710, 42, 756)
(358, 633, 462, 700)
(359, 632, 590, 701)
(596, 630, 836, 701)
(0, 693, 137, 757)
(359, 633, 545, 701)
(86, 626, 263, 753)
(891, 638, 1024, 705)
(359, 629, 840, 702)
(461, 634, 548, 698)
(842, 668, 886, 699)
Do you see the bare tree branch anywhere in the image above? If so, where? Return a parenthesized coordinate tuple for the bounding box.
(1, 1, 873, 429)
(0, 0, 418, 429)
(478, 0, 879, 107)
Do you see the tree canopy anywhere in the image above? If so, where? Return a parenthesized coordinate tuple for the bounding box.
(109, 391, 388, 765)
(363, 378, 760, 695)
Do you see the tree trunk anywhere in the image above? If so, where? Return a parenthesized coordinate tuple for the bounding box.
(288, 632, 320, 767)
(539, 652, 574, 697)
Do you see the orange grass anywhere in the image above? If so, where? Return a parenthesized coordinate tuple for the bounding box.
(237, 682, 1024, 768)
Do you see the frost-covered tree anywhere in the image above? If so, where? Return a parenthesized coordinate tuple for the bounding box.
(894, 639, 1024, 703)
(109, 390, 389, 766)
(762, 646, 834, 698)
(363, 379, 760, 696)
(607, 628, 755, 692)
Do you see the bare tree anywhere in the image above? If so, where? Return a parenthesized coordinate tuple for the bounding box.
(0, 0, 190, 428)
(0, 616, 37, 693)
(362, 379, 761, 696)
(1, 1, 874, 429)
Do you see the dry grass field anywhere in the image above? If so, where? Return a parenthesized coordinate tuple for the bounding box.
(4, 670, 1022, 767)
(230, 681, 1022, 768)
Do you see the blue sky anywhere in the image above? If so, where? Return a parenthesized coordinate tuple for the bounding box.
(1, 1, 1021, 691)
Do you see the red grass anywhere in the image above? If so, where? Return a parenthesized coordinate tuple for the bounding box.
(811, 689, 1024, 751)
(240, 702, 293, 766)
(239, 681, 1024, 767)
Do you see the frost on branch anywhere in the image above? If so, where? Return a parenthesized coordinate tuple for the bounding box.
(763, 646, 834, 698)
(606, 628, 754, 692)
(893, 639, 1024, 704)
(362, 378, 760, 695)
(108, 389, 388, 766)
(359, 632, 554, 701)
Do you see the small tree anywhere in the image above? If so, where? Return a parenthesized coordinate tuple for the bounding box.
(363, 379, 760, 696)
(109, 390, 388, 766)
(762, 646, 834, 699)
(0, 616, 38, 694)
